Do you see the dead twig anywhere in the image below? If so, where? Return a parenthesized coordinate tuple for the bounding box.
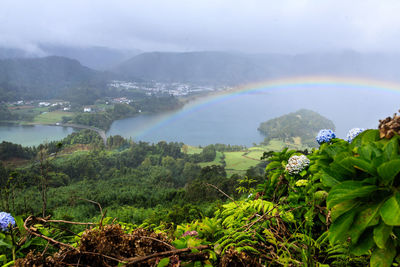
(23, 216, 79, 252)
(35, 217, 95, 225)
(77, 198, 106, 228)
(123, 245, 210, 265)
(139, 236, 175, 250)
(204, 183, 239, 207)
(79, 251, 126, 264)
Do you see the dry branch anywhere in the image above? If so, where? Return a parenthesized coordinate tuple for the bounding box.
(204, 182, 239, 207)
(123, 245, 210, 265)
(23, 216, 78, 252)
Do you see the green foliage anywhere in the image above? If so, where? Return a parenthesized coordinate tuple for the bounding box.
(310, 129, 400, 266)
(0, 215, 57, 266)
(0, 141, 36, 160)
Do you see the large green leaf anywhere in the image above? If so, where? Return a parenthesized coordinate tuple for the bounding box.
(330, 199, 359, 222)
(320, 171, 340, 187)
(349, 228, 375, 256)
(358, 144, 374, 161)
(329, 209, 356, 244)
(380, 192, 400, 225)
(356, 130, 380, 147)
(265, 161, 281, 171)
(327, 181, 377, 209)
(14, 216, 27, 236)
(0, 239, 12, 249)
(372, 155, 386, 170)
(349, 203, 382, 244)
(323, 144, 348, 158)
(383, 136, 399, 160)
(373, 221, 392, 249)
(370, 239, 396, 267)
(157, 257, 170, 267)
(377, 159, 400, 185)
(350, 157, 376, 175)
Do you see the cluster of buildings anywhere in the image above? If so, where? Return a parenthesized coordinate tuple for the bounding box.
(38, 101, 70, 108)
(110, 97, 132, 104)
(8, 100, 71, 111)
(109, 80, 219, 96)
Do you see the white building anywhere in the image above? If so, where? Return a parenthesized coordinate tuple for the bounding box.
(83, 107, 92, 112)
(39, 102, 51, 107)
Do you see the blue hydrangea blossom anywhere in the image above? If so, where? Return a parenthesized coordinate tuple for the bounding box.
(0, 212, 15, 231)
(285, 155, 310, 175)
(346, 128, 365, 143)
(316, 129, 336, 144)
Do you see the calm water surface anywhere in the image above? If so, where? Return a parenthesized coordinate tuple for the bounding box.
(0, 124, 75, 147)
(108, 86, 400, 146)
(2, 86, 400, 147)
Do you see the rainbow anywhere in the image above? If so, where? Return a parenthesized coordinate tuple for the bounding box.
(133, 75, 400, 138)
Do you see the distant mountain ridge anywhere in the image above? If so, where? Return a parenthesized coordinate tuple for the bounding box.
(0, 45, 141, 70)
(38, 45, 141, 70)
(0, 56, 108, 100)
(113, 51, 400, 85)
(112, 51, 264, 85)
(2, 48, 400, 101)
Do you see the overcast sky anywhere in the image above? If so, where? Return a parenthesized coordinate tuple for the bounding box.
(1, 0, 400, 54)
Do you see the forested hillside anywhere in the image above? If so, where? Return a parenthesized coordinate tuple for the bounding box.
(0, 56, 108, 101)
(258, 109, 335, 147)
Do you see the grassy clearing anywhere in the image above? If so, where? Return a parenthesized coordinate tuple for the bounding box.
(183, 145, 203, 154)
(244, 150, 265, 160)
(225, 151, 259, 171)
(33, 111, 74, 124)
(185, 139, 310, 177)
(198, 151, 224, 168)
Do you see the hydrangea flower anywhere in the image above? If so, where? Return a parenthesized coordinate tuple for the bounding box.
(285, 155, 310, 175)
(0, 212, 15, 231)
(346, 128, 365, 143)
(182, 230, 198, 237)
(316, 129, 336, 144)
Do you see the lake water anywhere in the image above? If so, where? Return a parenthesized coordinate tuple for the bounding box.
(0, 124, 75, 147)
(108, 86, 400, 146)
(2, 85, 400, 147)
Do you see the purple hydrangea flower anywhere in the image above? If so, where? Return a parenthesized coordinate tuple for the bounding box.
(316, 129, 336, 144)
(346, 128, 365, 143)
(0, 212, 15, 231)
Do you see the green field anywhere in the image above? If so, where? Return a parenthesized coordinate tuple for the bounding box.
(224, 151, 260, 176)
(189, 139, 310, 177)
(33, 111, 74, 124)
(198, 151, 224, 168)
(183, 145, 203, 154)
(244, 150, 265, 160)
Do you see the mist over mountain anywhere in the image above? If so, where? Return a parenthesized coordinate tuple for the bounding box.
(113, 50, 400, 85)
(38, 45, 142, 70)
(0, 47, 43, 59)
(0, 45, 141, 70)
(0, 56, 108, 100)
(112, 51, 263, 85)
(2, 48, 400, 101)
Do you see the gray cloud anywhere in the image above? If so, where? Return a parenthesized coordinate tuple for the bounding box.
(1, 0, 400, 53)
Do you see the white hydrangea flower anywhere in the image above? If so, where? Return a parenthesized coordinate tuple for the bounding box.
(285, 155, 310, 175)
(346, 128, 365, 143)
